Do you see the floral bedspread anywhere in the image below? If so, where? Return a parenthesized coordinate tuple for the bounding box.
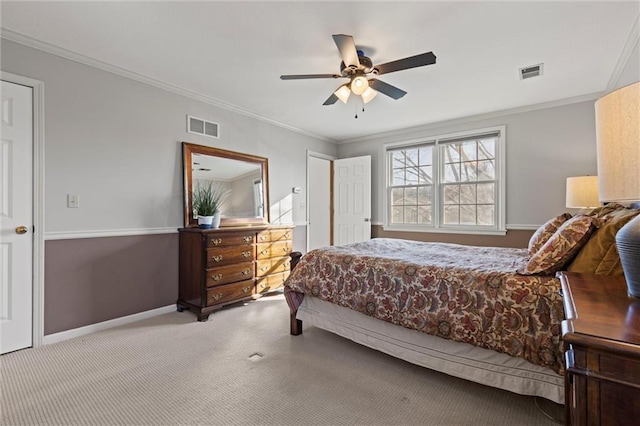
(284, 238, 564, 374)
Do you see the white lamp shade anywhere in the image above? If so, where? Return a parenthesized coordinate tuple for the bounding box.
(361, 87, 377, 104)
(334, 85, 351, 104)
(595, 81, 640, 203)
(351, 76, 369, 95)
(566, 176, 600, 208)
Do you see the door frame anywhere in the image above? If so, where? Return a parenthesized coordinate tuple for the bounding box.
(306, 150, 335, 252)
(1, 71, 45, 348)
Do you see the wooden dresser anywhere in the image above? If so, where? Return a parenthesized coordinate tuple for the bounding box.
(559, 272, 640, 426)
(178, 225, 293, 321)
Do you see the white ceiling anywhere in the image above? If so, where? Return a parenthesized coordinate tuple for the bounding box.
(2, 1, 638, 143)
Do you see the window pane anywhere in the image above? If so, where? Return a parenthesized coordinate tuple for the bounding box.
(391, 188, 404, 205)
(418, 186, 432, 204)
(460, 204, 476, 225)
(393, 168, 405, 185)
(461, 161, 477, 182)
(392, 151, 405, 168)
(405, 206, 417, 223)
(461, 141, 477, 161)
(443, 206, 460, 224)
(477, 183, 495, 204)
(443, 144, 460, 163)
(478, 205, 495, 226)
(391, 206, 404, 223)
(443, 185, 459, 204)
(444, 163, 460, 183)
(460, 184, 476, 204)
(418, 206, 432, 224)
(406, 167, 419, 185)
(478, 160, 495, 180)
(405, 187, 417, 204)
(419, 146, 433, 166)
(478, 139, 495, 160)
(419, 166, 432, 184)
(406, 149, 419, 166)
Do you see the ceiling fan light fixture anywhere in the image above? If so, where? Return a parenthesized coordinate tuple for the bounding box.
(334, 85, 351, 103)
(351, 76, 369, 95)
(361, 87, 378, 104)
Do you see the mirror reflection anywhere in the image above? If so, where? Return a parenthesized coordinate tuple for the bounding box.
(183, 142, 269, 227)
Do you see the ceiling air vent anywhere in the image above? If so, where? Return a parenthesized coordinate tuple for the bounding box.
(519, 63, 543, 80)
(187, 115, 219, 139)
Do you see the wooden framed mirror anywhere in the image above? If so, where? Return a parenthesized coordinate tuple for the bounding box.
(182, 142, 270, 228)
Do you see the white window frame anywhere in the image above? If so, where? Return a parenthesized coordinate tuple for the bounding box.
(383, 126, 506, 235)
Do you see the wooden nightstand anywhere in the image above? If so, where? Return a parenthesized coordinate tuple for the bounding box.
(559, 272, 640, 426)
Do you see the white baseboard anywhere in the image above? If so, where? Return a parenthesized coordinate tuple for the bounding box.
(43, 305, 176, 345)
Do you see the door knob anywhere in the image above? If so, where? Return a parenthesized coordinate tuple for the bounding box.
(15, 226, 28, 235)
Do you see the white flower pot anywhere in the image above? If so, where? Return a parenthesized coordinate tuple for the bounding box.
(212, 211, 221, 229)
(198, 215, 214, 229)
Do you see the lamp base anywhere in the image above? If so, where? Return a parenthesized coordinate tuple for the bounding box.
(617, 214, 640, 298)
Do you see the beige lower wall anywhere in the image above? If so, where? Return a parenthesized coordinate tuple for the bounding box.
(44, 233, 178, 335)
(372, 225, 534, 248)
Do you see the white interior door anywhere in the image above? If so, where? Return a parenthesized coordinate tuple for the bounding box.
(308, 156, 331, 250)
(1, 80, 33, 354)
(333, 155, 371, 246)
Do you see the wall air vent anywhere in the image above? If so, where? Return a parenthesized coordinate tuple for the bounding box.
(519, 63, 543, 80)
(187, 115, 219, 139)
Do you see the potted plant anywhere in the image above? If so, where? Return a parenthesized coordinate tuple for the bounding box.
(192, 182, 230, 229)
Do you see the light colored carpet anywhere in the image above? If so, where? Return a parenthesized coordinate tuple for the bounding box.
(1, 294, 563, 425)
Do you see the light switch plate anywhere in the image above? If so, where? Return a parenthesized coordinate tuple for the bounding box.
(67, 194, 79, 208)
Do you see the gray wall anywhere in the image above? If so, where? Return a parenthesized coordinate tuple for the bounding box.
(2, 39, 336, 333)
(338, 100, 598, 228)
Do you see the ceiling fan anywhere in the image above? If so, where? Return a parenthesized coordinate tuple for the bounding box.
(280, 34, 436, 106)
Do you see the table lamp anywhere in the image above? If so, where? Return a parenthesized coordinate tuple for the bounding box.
(595, 81, 640, 297)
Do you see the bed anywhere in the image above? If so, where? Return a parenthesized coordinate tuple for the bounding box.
(284, 238, 567, 403)
(284, 204, 640, 404)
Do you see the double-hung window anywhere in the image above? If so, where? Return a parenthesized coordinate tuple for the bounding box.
(385, 126, 505, 234)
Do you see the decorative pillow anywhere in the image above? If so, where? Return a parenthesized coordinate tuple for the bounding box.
(567, 208, 640, 275)
(586, 203, 627, 219)
(519, 215, 597, 275)
(528, 213, 573, 256)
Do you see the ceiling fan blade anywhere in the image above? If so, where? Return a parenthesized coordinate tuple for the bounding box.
(332, 34, 360, 68)
(368, 79, 407, 100)
(375, 52, 436, 75)
(323, 93, 339, 106)
(280, 74, 343, 80)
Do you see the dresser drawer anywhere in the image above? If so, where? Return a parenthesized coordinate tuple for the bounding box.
(206, 262, 254, 287)
(256, 271, 290, 294)
(206, 280, 254, 306)
(257, 228, 292, 243)
(206, 245, 254, 268)
(206, 233, 254, 248)
(256, 241, 292, 259)
(256, 257, 291, 277)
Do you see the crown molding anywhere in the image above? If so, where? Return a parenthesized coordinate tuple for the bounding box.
(338, 91, 603, 145)
(1, 29, 336, 144)
(606, 12, 640, 92)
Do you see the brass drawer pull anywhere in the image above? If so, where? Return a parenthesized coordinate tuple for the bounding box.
(212, 255, 223, 262)
(242, 268, 251, 275)
(210, 238, 222, 246)
(285, 232, 290, 238)
(284, 262, 290, 268)
(259, 235, 267, 241)
(211, 293, 223, 301)
(282, 247, 288, 252)
(211, 274, 223, 281)
(241, 251, 251, 258)
(242, 286, 252, 294)
(260, 266, 269, 272)
(260, 249, 268, 256)
(243, 236, 252, 243)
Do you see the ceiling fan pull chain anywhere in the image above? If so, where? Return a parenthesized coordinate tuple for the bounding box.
(355, 102, 358, 119)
